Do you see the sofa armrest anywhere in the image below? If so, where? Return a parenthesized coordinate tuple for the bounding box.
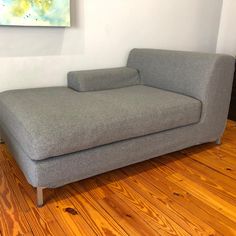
(68, 67, 140, 92)
(128, 49, 235, 139)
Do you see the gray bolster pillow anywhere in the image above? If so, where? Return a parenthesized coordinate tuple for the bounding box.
(67, 67, 140, 92)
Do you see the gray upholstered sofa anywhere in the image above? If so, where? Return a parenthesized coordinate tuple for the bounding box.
(0, 49, 235, 207)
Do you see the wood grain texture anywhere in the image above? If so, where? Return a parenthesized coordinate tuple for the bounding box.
(0, 120, 236, 235)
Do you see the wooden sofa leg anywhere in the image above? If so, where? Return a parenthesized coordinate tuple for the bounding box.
(215, 137, 222, 145)
(37, 187, 45, 207)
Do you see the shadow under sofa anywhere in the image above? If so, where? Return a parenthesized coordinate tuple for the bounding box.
(0, 49, 235, 207)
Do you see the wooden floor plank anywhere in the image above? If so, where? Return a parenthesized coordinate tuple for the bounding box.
(95, 171, 191, 236)
(156, 153, 236, 205)
(64, 184, 129, 236)
(0, 120, 235, 235)
(167, 172, 236, 222)
(0, 169, 33, 236)
(79, 178, 162, 236)
(181, 144, 236, 180)
(127, 161, 236, 235)
(46, 188, 98, 236)
(120, 167, 216, 235)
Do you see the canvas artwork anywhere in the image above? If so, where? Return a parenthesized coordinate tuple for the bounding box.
(0, 0, 70, 27)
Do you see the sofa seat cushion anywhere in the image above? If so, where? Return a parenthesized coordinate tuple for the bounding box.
(0, 85, 201, 161)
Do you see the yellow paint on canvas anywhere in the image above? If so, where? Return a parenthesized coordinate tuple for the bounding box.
(11, 0, 30, 17)
(33, 0, 53, 13)
(10, 0, 53, 17)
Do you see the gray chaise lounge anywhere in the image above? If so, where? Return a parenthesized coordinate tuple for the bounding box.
(0, 49, 235, 207)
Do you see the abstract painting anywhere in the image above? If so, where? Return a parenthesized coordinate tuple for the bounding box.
(0, 0, 70, 27)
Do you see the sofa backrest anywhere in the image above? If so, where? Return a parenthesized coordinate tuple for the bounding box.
(127, 48, 222, 101)
(127, 48, 235, 140)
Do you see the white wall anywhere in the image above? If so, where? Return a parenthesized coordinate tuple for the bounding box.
(217, 0, 236, 55)
(0, 0, 223, 92)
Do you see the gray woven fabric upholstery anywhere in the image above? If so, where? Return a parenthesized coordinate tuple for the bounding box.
(1, 118, 218, 188)
(0, 48, 234, 189)
(0, 85, 201, 161)
(128, 49, 235, 139)
(68, 67, 140, 92)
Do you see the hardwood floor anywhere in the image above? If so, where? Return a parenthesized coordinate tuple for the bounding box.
(0, 121, 236, 236)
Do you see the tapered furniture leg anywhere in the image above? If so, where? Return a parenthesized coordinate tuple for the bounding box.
(37, 187, 45, 207)
(0, 137, 4, 144)
(216, 137, 222, 145)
